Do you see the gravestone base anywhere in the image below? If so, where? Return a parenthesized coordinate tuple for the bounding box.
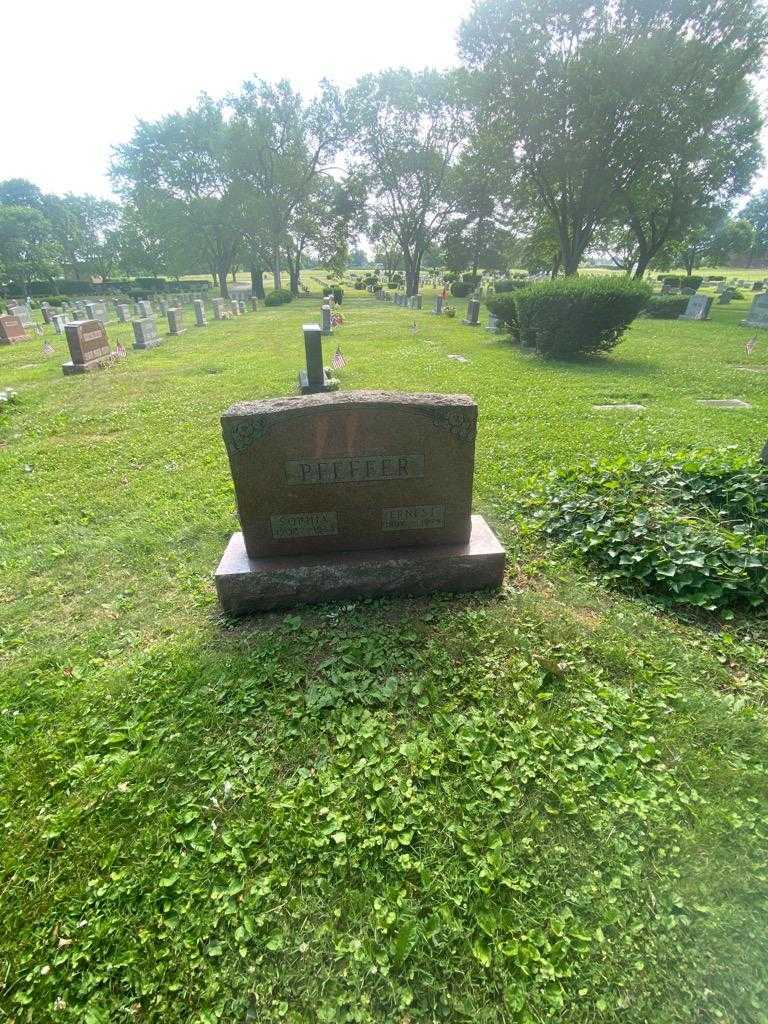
(298, 368, 337, 394)
(169, 329, 186, 336)
(462, 318, 480, 327)
(62, 355, 114, 375)
(133, 337, 161, 350)
(215, 515, 506, 613)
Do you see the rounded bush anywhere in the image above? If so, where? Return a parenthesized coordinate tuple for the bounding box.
(512, 276, 652, 358)
(662, 275, 703, 291)
(264, 288, 293, 307)
(450, 281, 473, 298)
(641, 295, 690, 319)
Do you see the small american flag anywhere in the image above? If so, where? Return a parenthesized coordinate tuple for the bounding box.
(42, 341, 54, 356)
(331, 347, 347, 370)
(115, 342, 127, 358)
(746, 336, 757, 357)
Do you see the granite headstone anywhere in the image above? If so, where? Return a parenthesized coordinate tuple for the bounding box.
(215, 390, 506, 611)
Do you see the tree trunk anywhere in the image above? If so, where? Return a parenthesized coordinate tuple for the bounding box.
(633, 255, 651, 279)
(218, 260, 230, 299)
(289, 266, 301, 296)
(272, 246, 282, 291)
(250, 264, 265, 299)
(231, 268, 238, 283)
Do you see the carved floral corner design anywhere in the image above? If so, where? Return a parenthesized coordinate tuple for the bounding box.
(223, 416, 269, 454)
(428, 407, 476, 444)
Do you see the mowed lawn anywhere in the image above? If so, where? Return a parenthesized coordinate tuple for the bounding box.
(1, 290, 767, 1023)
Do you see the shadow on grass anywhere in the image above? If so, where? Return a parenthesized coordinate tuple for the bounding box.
(211, 584, 508, 641)
(487, 335, 660, 377)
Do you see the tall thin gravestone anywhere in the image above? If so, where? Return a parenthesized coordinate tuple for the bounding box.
(464, 299, 481, 326)
(432, 296, 443, 315)
(321, 304, 332, 337)
(212, 298, 225, 321)
(299, 323, 335, 394)
(194, 299, 207, 326)
(168, 308, 185, 335)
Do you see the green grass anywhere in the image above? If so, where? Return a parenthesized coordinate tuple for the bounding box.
(1, 289, 767, 1023)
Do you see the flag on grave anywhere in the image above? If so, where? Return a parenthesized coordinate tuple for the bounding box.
(331, 347, 347, 370)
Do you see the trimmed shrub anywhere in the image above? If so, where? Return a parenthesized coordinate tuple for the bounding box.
(641, 295, 691, 319)
(462, 272, 481, 286)
(531, 450, 768, 612)
(328, 285, 344, 304)
(494, 279, 528, 293)
(486, 296, 520, 341)
(707, 275, 725, 281)
(450, 281, 473, 298)
(662, 275, 703, 290)
(512, 276, 652, 358)
(264, 288, 293, 307)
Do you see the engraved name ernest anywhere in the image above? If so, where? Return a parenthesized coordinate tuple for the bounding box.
(285, 453, 424, 485)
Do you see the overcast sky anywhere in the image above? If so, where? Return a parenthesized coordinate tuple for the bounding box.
(2, 0, 767, 201)
(0, 0, 468, 198)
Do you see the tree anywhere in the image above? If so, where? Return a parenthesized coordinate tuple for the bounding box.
(111, 95, 242, 297)
(0, 179, 45, 210)
(459, 0, 767, 274)
(670, 216, 755, 275)
(605, 83, 761, 277)
(741, 191, 768, 266)
(229, 79, 344, 291)
(347, 69, 467, 295)
(0, 206, 60, 291)
(45, 193, 120, 280)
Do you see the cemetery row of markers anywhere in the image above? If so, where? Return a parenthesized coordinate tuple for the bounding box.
(0, 294, 261, 374)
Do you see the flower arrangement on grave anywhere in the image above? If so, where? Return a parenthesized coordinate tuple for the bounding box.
(444, 304, 457, 318)
(331, 311, 344, 328)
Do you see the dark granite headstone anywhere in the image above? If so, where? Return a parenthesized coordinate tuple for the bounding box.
(214, 390, 506, 611)
(299, 324, 335, 394)
(194, 299, 206, 326)
(62, 320, 113, 374)
(464, 299, 481, 326)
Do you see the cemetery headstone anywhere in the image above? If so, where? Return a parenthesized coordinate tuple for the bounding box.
(167, 308, 185, 335)
(214, 390, 506, 612)
(138, 300, 153, 318)
(486, 313, 500, 332)
(250, 297, 259, 312)
(432, 296, 444, 315)
(463, 299, 481, 326)
(85, 300, 109, 323)
(321, 304, 332, 337)
(299, 323, 335, 394)
(212, 298, 225, 320)
(116, 303, 130, 322)
(62, 320, 113, 374)
(9, 303, 33, 327)
(238, 301, 246, 315)
(679, 295, 712, 321)
(740, 293, 768, 329)
(132, 317, 161, 349)
(52, 314, 67, 335)
(0, 315, 28, 344)
(194, 299, 207, 327)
